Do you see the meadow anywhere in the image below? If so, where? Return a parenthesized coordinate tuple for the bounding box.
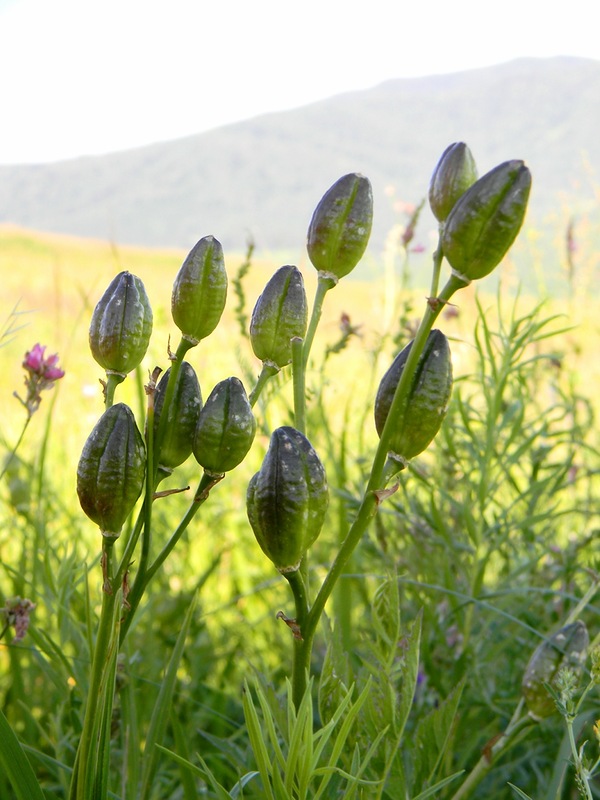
(1, 153, 600, 800)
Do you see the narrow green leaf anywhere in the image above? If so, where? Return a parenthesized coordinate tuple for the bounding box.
(508, 783, 536, 800)
(242, 681, 276, 800)
(0, 707, 46, 800)
(139, 592, 198, 800)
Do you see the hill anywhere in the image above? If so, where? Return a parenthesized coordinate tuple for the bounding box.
(1, 57, 599, 262)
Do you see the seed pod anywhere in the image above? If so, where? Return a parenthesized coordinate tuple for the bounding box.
(374, 330, 452, 462)
(522, 621, 589, 720)
(307, 173, 373, 280)
(89, 272, 153, 376)
(247, 426, 328, 573)
(250, 265, 308, 368)
(429, 142, 478, 222)
(441, 160, 532, 282)
(171, 236, 228, 344)
(152, 362, 202, 472)
(77, 403, 146, 539)
(193, 377, 256, 474)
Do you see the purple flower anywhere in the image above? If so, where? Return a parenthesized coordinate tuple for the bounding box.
(16, 343, 65, 415)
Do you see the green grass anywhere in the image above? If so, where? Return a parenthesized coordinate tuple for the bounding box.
(1, 223, 600, 799)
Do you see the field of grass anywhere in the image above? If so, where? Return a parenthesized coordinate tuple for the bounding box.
(1, 216, 600, 799)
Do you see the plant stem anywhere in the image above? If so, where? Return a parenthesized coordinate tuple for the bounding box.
(291, 336, 306, 435)
(249, 361, 278, 408)
(302, 274, 336, 372)
(104, 372, 125, 408)
(290, 273, 466, 697)
(0, 415, 31, 481)
(119, 471, 222, 643)
(284, 568, 311, 709)
(448, 700, 536, 800)
(69, 540, 121, 800)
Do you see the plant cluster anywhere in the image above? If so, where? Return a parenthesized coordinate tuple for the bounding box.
(2, 143, 600, 799)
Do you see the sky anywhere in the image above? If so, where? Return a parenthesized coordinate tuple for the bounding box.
(0, 0, 598, 165)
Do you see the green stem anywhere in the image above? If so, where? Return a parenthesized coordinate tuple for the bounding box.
(0, 415, 31, 482)
(291, 337, 306, 435)
(449, 700, 536, 800)
(284, 568, 311, 708)
(301, 273, 466, 660)
(249, 361, 278, 408)
(69, 540, 120, 800)
(104, 372, 125, 409)
(302, 274, 336, 372)
(429, 232, 445, 299)
(119, 471, 222, 643)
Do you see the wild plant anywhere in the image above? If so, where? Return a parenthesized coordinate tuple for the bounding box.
(2, 142, 597, 799)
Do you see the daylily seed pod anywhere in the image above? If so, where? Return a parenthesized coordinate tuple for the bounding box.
(429, 142, 478, 222)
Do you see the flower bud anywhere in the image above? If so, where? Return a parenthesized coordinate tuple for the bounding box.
(247, 426, 328, 573)
(77, 403, 146, 539)
(250, 265, 308, 368)
(307, 173, 373, 280)
(374, 330, 452, 462)
(429, 142, 478, 222)
(441, 160, 532, 282)
(522, 620, 589, 720)
(171, 236, 228, 344)
(152, 362, 202, 473)
(89, 272, 153, 376)
(193, 377, 256, 474)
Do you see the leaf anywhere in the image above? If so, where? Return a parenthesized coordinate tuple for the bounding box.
(138, 591, 198, 800)
(410, 678, 465, 794)
(508, 783, 536, 800)
(0, 707, 46, 800)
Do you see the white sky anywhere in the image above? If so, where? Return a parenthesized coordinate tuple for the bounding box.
(0, 0, 598, 165)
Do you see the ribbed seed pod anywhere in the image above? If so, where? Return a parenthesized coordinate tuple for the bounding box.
(429, 142, 478, 222)
(247, 426, 329, 573)
(193, 377, 256, 474)
(307, 173, 373, 280)
(171, 236, 228, 344)
(374, 330, 452, 461)
(522, 621, 589, 720)
(250, 265, 308, 368)
(152, 362, 202, 472)
(77, 403, 146, 539)
(441, 160, 532, 282)
(89, 272, 153, 376)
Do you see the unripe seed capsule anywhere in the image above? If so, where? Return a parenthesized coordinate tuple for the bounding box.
(246, 426, 328, 573)
(374, 330, 452, 462)
(441, 160, 532, 282)
(89, 272, 153, 376)
(250, 265, 308, 368)
(152, 362, 202, 472)
(307, 173, 373, 280)
(171, 236, 228, 344)
(193, 377, 256, 474)
(522, 620, 589, 720)
(77, 403, 146, 539)
(429, 142, 478, 222)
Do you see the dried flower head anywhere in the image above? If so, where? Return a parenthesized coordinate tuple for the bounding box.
(0, 596, 36, 642)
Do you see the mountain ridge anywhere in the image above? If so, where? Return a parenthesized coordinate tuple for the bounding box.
(1, 56, 598, 255)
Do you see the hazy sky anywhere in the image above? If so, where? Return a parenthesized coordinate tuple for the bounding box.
(1, 0, 597, 164)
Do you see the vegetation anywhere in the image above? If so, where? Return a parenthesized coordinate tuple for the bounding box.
(1, 143, 600, 800)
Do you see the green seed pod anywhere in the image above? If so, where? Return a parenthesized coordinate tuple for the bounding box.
(171, 236, 228, 344)
(77, 403, 146, 539)
(441, 160, 532, 282)
(522, 621, 589, 720)
(193, 377, 256, 474)
(247, 426, 329, 573)
(153, 362, 202, 472)
(374, 330, 452, 462)
(429, 142, 478, 222)
(250, 265, 308, 368)
(89, 271, 153, 376)
(307, 173, 373, 280)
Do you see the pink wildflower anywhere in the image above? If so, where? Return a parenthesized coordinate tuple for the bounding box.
(0, 597, 36, 643)
(16, 343, 65, 415)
